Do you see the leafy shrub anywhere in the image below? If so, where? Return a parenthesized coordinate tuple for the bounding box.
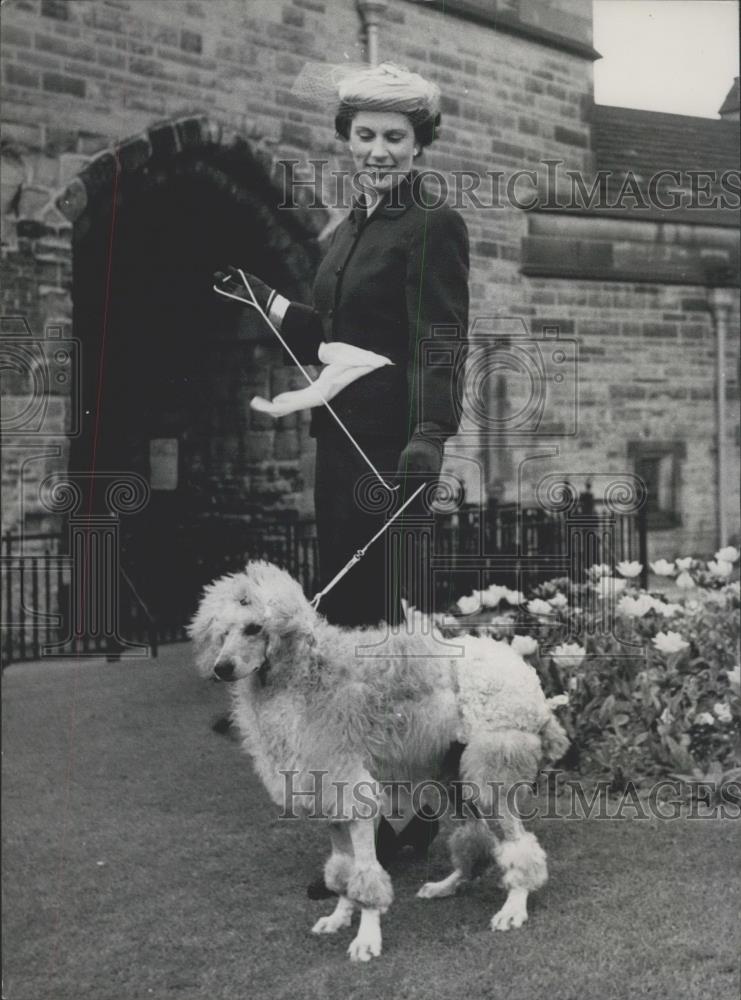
(450, 554, 740, 789)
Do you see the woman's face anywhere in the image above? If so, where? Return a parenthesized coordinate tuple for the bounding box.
(348, 111, 416, 194)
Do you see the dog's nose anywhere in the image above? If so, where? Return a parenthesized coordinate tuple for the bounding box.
(213, 660, 236, 682)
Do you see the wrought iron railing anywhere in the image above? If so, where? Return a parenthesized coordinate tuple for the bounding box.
(1, 497, 646, 666)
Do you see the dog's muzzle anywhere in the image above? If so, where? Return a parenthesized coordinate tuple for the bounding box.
(211, 659, 270, 684)
(213, 660, 236, 682)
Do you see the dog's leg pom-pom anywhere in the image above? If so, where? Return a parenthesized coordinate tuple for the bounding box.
(346, 864, 393, 912)
(324, 853, 353, 895)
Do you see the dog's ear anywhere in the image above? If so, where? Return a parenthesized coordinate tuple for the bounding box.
(264, 607, 317, 669)
(187, 612, 213, 643)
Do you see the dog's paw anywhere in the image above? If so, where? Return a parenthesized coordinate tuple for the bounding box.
(490, 891, 528, 931)
(347, 930, 382, 962)
(416, 873, 461, 899)
(312, 912, 352, 935)
(312, 897, 354, 934)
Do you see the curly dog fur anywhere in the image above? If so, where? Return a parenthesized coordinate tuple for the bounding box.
(189, 560, 569, 960)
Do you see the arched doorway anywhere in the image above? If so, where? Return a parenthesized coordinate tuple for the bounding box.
(68, 118, 323, 627)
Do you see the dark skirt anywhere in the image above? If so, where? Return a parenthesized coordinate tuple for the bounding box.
(314, 429, 430, 628)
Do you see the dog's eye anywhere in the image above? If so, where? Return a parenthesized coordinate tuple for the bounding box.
(239, 597, 250, 607)
(243, 623, 262, 636)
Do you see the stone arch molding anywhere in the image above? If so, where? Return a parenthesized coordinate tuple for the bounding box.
(10, 113, 329, 284)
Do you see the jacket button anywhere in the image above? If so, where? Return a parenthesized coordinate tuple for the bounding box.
(335, 266, 342, 275)
(328, 309, 334, 317)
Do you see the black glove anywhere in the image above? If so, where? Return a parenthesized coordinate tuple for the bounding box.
(214, 266, 276, 312)
(396, 431, 444, 479)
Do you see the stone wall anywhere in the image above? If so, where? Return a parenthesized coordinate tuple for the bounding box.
(2, 0, 738, 560)
(507, 278, 741, 558)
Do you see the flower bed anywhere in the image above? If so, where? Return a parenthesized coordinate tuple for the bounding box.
(448, 547, 741, 792)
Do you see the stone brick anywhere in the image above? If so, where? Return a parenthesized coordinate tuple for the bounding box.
(179, 29, 202, 54)
(18, 185, 51, 218)
(35, 33, 96, 61)
(245, 432, 275, 462)
(128, 57, 165, 78)
(58, 152, 89, 185)
(42, 71, 86, 98)
(5, 64, 41, 89)
(518, 116, 541, 136)
(643, 323, 678, 339)
(2, 120, 44, 148)
(280, 120, 312, 149)
(3, 24, 33, 46)
(274, 430, 300, 460)
(41, 0, 70, 21)
(474, 240, 499, 258)
(151, 24, 179, 47)
(282, 7, 305, 28)
(680, 298, 708, 312)
(554, 125, 588, 147)
(525, 78, 545, 95)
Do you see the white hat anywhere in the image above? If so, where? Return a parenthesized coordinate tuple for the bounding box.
(337, 62, 440, 117)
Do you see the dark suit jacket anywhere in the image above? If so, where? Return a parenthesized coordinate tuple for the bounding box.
(281, 170, 469, 442)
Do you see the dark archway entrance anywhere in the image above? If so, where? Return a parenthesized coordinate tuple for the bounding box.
(69, 119, 322, 627)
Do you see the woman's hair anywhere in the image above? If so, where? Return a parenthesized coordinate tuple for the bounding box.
(334, 102, 441, 151)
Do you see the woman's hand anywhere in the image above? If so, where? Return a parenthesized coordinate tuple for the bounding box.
(213, 266, 295, 332)
(213, 266, 276, 311)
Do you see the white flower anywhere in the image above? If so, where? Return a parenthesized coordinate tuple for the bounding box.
(548, 592, 568, 609)
(568, 675, 579, 691)
(457, 593, 480, 615)
(527, 598, 553, 617)
(715, 546, 740, 564)
(617, 594, 656, 617)
(651, 559, 676, 577)
(707, 559, 733, 578)
(511, 635, 539, 656)
(588, 563, 611, 579)
(713, 701, 733, 724)
(652, 631, 690, 655)
(503, 588, 525, 605)
(480, 584, 507, 608)
(725, 665, 741, 692)
(617, 560, 642, 578)
(675, 571, 695, 590)
(653, 600, 683, 617)
(596, 576, 627, 599)
(659, 706, 672, 725)
(551, 642, 586, 668)
(694, 712, 714, 727)
(547, 694, 569, 709)
(675, 557, 693, 571)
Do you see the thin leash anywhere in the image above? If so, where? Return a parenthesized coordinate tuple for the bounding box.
(213, 269, 399, 493)
(309, 481, 427, 609)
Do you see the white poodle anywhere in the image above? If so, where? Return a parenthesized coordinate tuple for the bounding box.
(188, 561, 569, 962)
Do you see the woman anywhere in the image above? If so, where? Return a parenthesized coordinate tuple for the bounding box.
(223, 62, 469, 891)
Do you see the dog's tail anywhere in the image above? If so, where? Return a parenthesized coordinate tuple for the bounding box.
(539, 712, 570, 765)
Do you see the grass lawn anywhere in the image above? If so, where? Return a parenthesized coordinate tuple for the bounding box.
(2, 643, 739, 1000)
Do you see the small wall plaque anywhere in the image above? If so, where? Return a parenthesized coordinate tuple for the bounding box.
(149, 438, 178, 491)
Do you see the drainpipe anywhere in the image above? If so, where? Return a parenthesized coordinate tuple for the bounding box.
(705, 274, 734, 548)
(356, 0, 387, 65)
